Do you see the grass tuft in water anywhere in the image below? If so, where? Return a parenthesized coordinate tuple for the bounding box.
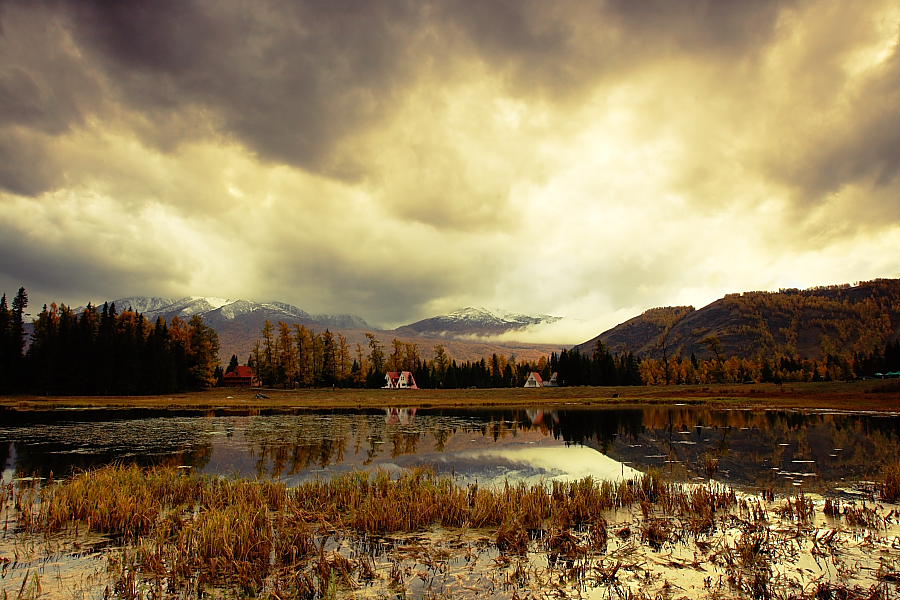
(879, 462, 900, 502)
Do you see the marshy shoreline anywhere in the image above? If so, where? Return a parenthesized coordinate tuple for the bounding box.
(3, 463, 900, 600)
(3, 383, 900, 599)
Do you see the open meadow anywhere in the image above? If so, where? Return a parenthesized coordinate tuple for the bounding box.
(3, 380, 900, 412)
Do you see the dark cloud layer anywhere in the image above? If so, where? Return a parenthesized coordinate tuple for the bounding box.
(0, 221, 181, 303)
(0, 0, 898, 333)
(439, 0, 791, 96)
(0, 0, 817, 191)
(790, 43, 900, 202)
(56, 0, 429, 176)
(603, 0, 791, 55)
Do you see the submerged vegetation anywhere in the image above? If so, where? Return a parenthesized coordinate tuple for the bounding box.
(4, 464, 900, 599)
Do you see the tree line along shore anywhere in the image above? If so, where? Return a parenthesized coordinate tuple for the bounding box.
(2, 286, 899, 397)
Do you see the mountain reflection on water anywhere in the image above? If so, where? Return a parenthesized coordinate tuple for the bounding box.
(1, 405, 898, 490)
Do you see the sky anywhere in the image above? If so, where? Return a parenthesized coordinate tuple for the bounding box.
(1, 0, 899, 342)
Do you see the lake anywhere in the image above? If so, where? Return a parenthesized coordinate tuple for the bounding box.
(2, 405, 898, 491)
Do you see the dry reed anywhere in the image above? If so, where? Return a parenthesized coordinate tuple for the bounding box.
(7, 463, 761, 598)
(880, 463, 900, 502)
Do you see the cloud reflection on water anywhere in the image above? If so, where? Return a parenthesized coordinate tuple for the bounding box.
(421, 445, 642, 487)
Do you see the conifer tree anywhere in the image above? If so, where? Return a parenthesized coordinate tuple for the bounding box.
(251, 341, 264, 384)
(294, 324, 312, 386)
(261, 320, 275, 384)
(77, 304, 99, 392)
(320, 329, 336, 386)
(388, 338, 404, 372)
(337, 333, 350, 383)
(432, 344, 449, 387)
(147, 317, 172, 393)
(365, 333, 385, 388)
(0, 294, 10, 391)
(10, 288, 218, 395)
(490, 354, 502, 387)
(354, 343, 367, 387)
(310, 332, 323, 383)
(276, 322, 297, 387)
(27, 303, 56, 393)
(8, 287, 27, 389)
(187, 314, 219, 388)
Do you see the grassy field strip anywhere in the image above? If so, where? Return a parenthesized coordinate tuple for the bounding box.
(3, 381, 900, 412)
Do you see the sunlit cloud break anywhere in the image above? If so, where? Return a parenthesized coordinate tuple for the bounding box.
(1, 0, 899, 342)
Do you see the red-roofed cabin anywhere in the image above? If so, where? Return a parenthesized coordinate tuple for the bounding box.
(222, 365, 258, 387)
(384, 371, 418, 389)
(524, 372, 543, 388)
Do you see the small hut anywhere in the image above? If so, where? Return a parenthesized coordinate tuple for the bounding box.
(524, 372, 544, 388)
(222, 365, 257, 387)
(384, 371, 418, 389)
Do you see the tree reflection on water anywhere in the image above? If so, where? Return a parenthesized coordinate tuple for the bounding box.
(0, 405, 898, 489)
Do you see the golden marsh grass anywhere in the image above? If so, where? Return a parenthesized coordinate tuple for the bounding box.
(4, 464, 900, 600)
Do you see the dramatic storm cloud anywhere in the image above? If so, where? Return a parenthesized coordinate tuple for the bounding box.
(1, 0, 899, 339)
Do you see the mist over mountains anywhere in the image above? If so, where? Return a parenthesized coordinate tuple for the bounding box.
(395, 307, 562, 338)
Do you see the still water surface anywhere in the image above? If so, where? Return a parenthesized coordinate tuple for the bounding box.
(2, 405, 898, 490)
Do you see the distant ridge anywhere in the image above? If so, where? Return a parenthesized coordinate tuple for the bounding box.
(396, 307, 562, 338)
(86, 297, 562, 364)
(98, 296, 372, 330)
(576, 279, 900, 360)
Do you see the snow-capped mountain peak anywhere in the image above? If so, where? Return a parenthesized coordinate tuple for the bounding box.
(446, 307, 532, 323)
(105, 296, 177, 314)
(191, 296, 232, 310)
(93, 296, 370, 329)
(401, 306, 561, 338)
(162, 297, 235, 316)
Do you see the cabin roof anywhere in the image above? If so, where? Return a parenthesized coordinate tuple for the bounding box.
(225, 365, 254, 378)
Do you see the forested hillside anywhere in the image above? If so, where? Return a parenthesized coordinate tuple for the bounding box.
(577, 279, 900, 362)
(0, 288, 220, 395)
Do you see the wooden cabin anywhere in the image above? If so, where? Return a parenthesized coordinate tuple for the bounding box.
(222, 365, 257, 387)
(384, 371, 418, 389)
(524, 372, 544, 388)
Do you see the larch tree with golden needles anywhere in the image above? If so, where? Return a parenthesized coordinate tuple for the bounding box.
(294, 324, 313, 386)
(187, 315, 220, 389)
(388, 338, 404, 372)
(365, 332, 386, 387)
(276, 322, 298, 387)
(337, 333, 351, 383)
(320, 329, 336, 386)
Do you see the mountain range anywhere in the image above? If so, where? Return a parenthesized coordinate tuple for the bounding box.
(107, 296, 371, 330)
(576, 279, 900, 360)
(85, 278, 900, 365)
(94, 297, 563, 363)
(395, 307, 562, 337)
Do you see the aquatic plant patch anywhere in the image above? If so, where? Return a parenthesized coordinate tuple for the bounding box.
(2, 465, 899, 599)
